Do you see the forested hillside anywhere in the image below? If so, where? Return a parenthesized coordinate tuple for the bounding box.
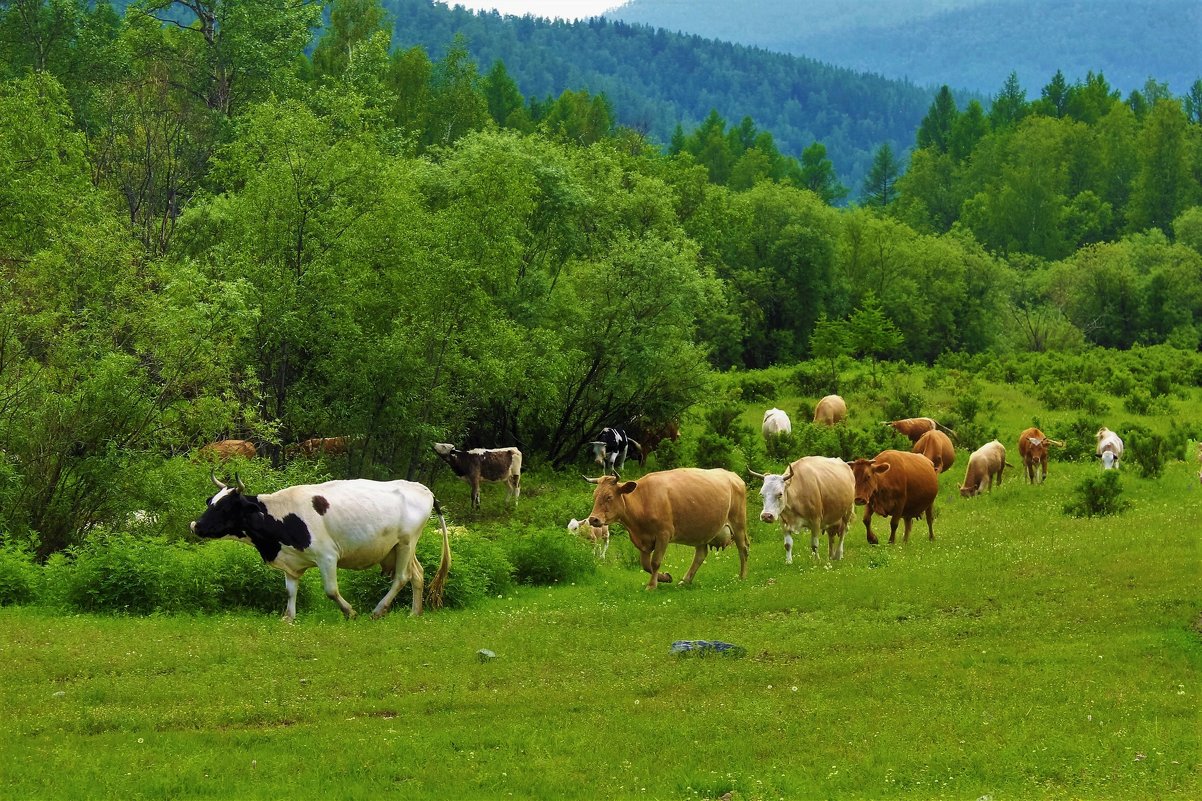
(384, 0, 934, 190)
(610, 0, 1202, 95)
(0, 0, 1200, 555)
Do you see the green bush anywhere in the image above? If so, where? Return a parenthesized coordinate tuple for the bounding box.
(1123, 425, 1166, 479)
(198, 539, 299, 614)
(1056, 417, 1100, 462)
(1064, 472, 1131, 518)
(695, 432, 739, 471)
(54, 534, 191, 615)
(881, 386, 926, 421)
(764, 429, 795, 461)
(652, 436, 684, 470)
(504, 529, 596, 586)
(0, 544, 38, 606)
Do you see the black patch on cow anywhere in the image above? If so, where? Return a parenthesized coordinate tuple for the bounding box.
(312, 495, 329, 515)
(193, 492, 312, 564)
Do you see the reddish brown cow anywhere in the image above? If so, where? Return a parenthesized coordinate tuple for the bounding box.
(846, 450, 939, 544)
(884, 417, 957, 444)
(911, 429, 955, 473)
(630, 420, 681, 466)
(1018, 427, 1064, 484)
(290, 436, 349, 458)
(197, 439, 256, 462)
(813, 394, 848, 426)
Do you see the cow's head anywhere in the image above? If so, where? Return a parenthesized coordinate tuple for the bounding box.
(1101, 451, 1117, 470)
(584, 475, 636, 527)
(190, 472, 257, 539)
(959, 479, 981, 499)
(589, 442, 607, 466)
(846, 458, 891, 506)
(751, 467, 788, 524)
(432, 442, 456, 457)
(1026, 437, 1051, 462)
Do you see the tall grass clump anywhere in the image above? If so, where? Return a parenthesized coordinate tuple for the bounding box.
(504, 528, 596, 586)
(1063, 471, 1131, 518)
(0, 544, 39, 606)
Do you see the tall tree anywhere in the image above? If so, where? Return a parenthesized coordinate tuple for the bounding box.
(311, 0, 388, 78)
(916, 85, 957, 153)
(989, 71, 1028, 130)
(799, 141, 848, 204)
(860, 142, 901, 208)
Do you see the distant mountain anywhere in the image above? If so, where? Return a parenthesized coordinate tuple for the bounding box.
(390, 0, 938, 191)
(607, 0, 1202, 95)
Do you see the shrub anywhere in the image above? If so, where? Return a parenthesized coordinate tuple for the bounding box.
(1057, 417, 1101, 462)
(504, 529, 596, 586)
(793, 362, 828, 396)
(0, 544, 38, 606)
(764, 430, 795, 461)
(199, 539, 299, 614)
(56, 534, 187, 615)
(735, 376, 777, 402)
(695, 432, 739, 471)
(652, 436, 684, 470)
(881, 386, 926, 421)
(1064, 472, 1131, 518)
(1123, 425, 1166, 479)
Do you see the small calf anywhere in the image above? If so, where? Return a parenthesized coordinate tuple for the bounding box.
(568, 517, 610, 558)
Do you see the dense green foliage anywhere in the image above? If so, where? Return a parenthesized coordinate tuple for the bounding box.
(612, 0, 1202, 95)
(0, 0, 1200, 559)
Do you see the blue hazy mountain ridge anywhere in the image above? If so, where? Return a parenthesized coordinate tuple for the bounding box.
(607, 0, 1201, 94)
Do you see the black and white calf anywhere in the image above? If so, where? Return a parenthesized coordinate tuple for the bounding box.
(190, 474, 451, 621)
(589, 427, 643, 479)
(431, 444, 522, 509)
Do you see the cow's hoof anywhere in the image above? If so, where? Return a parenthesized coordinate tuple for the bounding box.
(658, 572, 673, 583)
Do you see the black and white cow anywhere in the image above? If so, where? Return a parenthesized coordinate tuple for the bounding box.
(431, 444, 522, 509)
(589, 427, 643, 480)
(190, 474, 451, 621)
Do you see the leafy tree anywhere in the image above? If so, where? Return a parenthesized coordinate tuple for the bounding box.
(423, 34, 490, 148)
(860, 141, 901, 208)
(847, 292, 902, 385)
(989, 71, 1028, 130)
(916, 85, 957, 153)
(482, 60, 530, 131)
(311, 0, 388, 79)
(1127, 99, 1196, 235)
(1184, 79, 1202, 125)
(799, 141, 848, 204)
(1035, 70, 1070, 118)
(809, 313, 848, 391)
(949, 99, 988, 162)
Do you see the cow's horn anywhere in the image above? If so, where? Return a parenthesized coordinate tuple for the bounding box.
(210, 470, 227, 490)
(748, 468, 766, 479)
(234, 473, 246, 493)
(584, 475, 601, 484)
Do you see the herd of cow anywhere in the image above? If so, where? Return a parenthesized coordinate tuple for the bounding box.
(189, 404, 1131, 621)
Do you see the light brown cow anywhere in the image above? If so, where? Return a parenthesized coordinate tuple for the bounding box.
(884, 417, 957, 444)
(586, 468, 748, 590)
(1018, 427, 1064, 484)
(568, 517, 610, 558)
(813, 394, 848, 426)
(290, 436, 349, 458)
(959, 440, 1011, 497)
(197, 439, 256, 462)
(846, 450, 939, 544)
(911, 429, 955, 473)
(752, 456, 855, 564)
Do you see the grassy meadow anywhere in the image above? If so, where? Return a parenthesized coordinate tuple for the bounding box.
(1, 362, 1200, 800)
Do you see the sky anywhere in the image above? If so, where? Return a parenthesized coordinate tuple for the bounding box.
(443, 1, 623, 20)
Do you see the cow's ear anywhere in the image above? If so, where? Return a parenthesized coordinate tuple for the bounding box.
(617, 481, 638, 494)
(873, 463, 891, 474)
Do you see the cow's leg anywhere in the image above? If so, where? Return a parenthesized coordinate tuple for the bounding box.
(681, 545, 708, 584)
(783, 533, 793, 564)
(925, 506, 935, 540)
(317, 559, 357, 619)
(646, 540, 673, 588)
(283, 574, 301, 622)
(733, 521, 750, 579)
(599, 535, 609, 559)
(810, 527, 820, 557)
(509, 473, 521, 506)
(833, 521, 847, 560)
(470, 477, 481, 509)
(890, 515, 901, 544)
(638, 548, 672, 587)
(863, 507, 879, 545)
(373, 540, 423, 618)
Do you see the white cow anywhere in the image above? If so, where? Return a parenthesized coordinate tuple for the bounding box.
(191, 475, 451, 621)
(1096, 427, 1124, 470)
(762, 408, 792, 439)
(752, 456, 855, 564)
(568, 517, 610, 558)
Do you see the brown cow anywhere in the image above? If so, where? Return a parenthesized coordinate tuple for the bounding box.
(585, 468, 748, 590)
(290, 436, 349, 458)
(432, 444, 522, 509)
(1018, 427, 1064, 484)
(846, 450, 939, 544)
(197, 439, 256, 462)
(911, 429, 955, 473)
(884, 417, 957, 444)
(813, 394, 848, 426)
(630, 419, 681, 466)
(959, 440, 1011, 497)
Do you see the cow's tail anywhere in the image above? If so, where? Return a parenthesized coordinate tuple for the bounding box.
(427, 498, 452, 610)
(934, 420, 958, 441)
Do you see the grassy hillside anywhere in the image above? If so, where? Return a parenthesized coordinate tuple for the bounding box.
(1, 359, 1199, 799)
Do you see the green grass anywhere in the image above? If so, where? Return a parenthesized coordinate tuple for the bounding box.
(2, 362, 1201, 800)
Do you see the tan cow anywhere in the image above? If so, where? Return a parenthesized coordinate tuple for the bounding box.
(846, 450, 939, 544)
(959, 440, 1011, 497)
(197, 439, 256, 462)
(752, 456, 855, 564)
(1018, 427, 1064, 484)
(884, 417, 957, 444)
(1095, 427, 1123, 470)
(567, 517, 610, 558)
(911, 429, 955, 473)
(585, 468, 748, 590)
(813, 394, 848, 426)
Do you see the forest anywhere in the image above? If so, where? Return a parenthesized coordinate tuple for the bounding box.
(0, 0, 1200, 557)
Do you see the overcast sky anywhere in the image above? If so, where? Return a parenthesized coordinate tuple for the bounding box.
(444, 1, 623, 20)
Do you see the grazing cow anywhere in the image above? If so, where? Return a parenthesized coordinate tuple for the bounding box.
(289, 436, 349, 458)
(1018, 427, 1065, 484)
(1096, 427, 1124, 470)
(190, 474, 451, 621)
(590, 427, 643, 479)
(197, 439, 256, 461)
(629, 419, 681, 466)
(585, 468, 748, 590)
(846, 450, 939, 544)
(762, 408, 792, 439)
(911, 429, 956, 473)
(812, 394, 848, 426)
(883, 417, 957, 444)
(568, 517, 610, 558)
(752, 456, 855, 564)
(959, 440, 1011, 497)
(432, 443, 522, 509)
